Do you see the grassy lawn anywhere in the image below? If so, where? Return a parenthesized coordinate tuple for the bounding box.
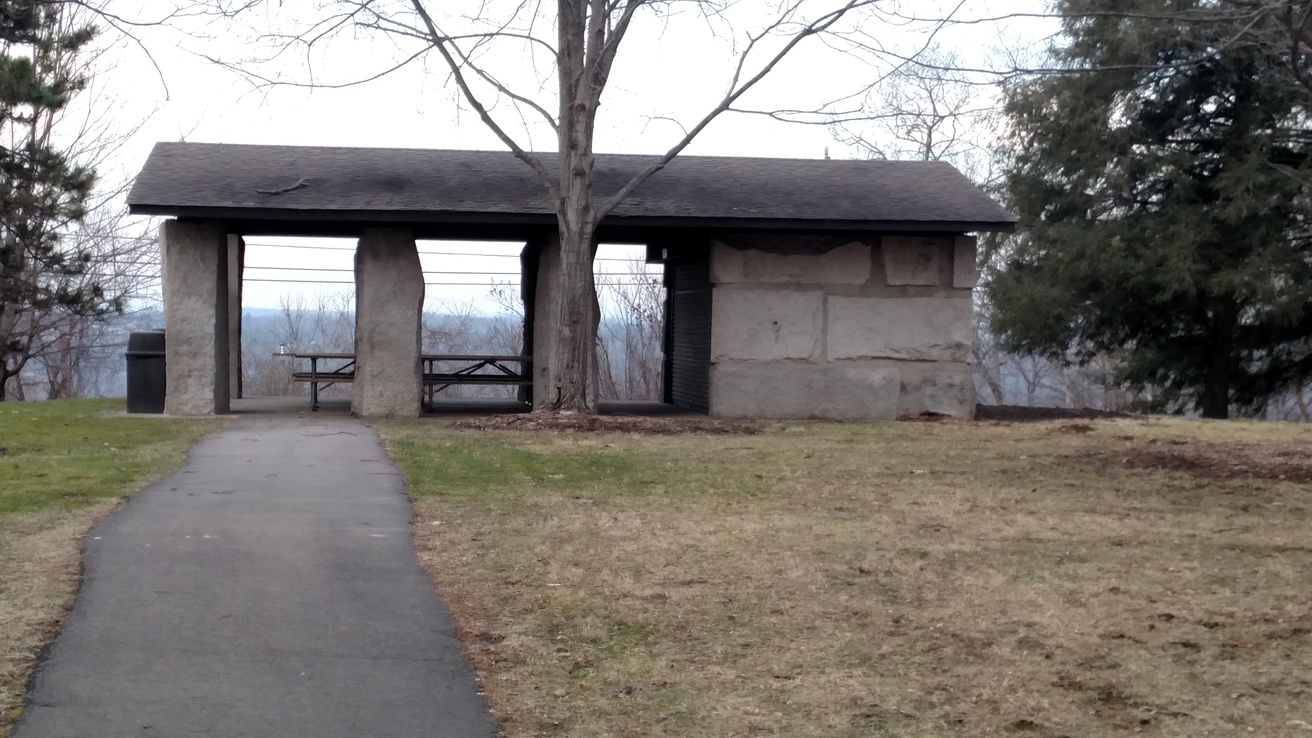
(0, 399, 225, 734)
(379, 416, 1312, 738)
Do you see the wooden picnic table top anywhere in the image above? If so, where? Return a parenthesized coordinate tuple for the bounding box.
(282, 352, 355, 360)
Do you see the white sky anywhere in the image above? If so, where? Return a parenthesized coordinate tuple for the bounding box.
(82, 0, 1053, 312)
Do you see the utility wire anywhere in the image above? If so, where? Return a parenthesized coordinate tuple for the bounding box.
(83, 252, 645, 263)
(243, 265, 658, 276)
(242, 278, 660, 286)
(87, 265, 658, 278)
(81, 272, 659, 284)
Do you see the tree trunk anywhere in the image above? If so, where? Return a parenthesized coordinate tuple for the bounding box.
(546, 0, 601, 413)
(1199, 369, 1230, 419)
(1295, 386, 1311, 423)
(1200, 299, 1238, 419)
(548, 117, 600, 412)
(0, 300, 17, 403)
(548, 223, 599, 411)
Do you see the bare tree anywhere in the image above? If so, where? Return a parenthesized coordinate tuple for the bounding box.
(971, 306, 1007, 405)
(31, 201, 159, 399)
(834, 44, 999, 178)
(27, 89, 163, 401)
(1, 3, 166, 401)
(490, 266, 663, 402)
(180, 0, 923, 412)
(596, 256, 664, 400)
(242, 291, 356, 397)
(484, 281, 526, 359)
(419, 297, 533, 399)
(423, 299, 481, 356)
(1203, 1, 1312, 99)
(1292, 384, 1312, 421)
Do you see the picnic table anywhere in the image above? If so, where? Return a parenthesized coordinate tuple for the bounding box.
(284, 352, 532, 410)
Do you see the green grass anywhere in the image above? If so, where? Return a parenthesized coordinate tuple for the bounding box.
(386, 426, 704, 500)
(0, 399, 225, 516)
(1, 398, 226, 736)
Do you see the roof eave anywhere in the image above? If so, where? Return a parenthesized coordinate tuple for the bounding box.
(127, 204, 1017, 235)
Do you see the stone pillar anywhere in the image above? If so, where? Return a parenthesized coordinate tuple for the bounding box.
(227, 235, 244, 400)
(352, 228, 423, 417)
(531, 234, 561, 410)
(519, 239, 541, 406)
(161, 219, 229, 415)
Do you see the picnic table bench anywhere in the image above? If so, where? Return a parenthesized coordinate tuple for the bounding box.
(286, 352, 532, 410)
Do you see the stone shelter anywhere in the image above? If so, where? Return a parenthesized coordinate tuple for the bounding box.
(127, 143, 1014, 419)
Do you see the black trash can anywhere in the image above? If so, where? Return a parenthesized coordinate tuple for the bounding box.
(125, 330, 166, 413)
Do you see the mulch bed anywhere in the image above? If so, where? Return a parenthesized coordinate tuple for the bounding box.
(454, 406, 1132, 431)
(449, 413, 760, 435)
(1084, 441, 1312, 484)
(974, 405, 1133, 422)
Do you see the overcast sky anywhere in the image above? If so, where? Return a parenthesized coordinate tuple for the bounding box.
(83, 0, 1052, 312)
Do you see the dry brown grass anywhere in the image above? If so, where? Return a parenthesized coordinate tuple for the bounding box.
(380, 416, 1312, 738)
(0, 503, 117, 733)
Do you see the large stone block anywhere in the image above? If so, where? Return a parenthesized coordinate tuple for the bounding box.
(161, 219, 229, 416)
(827, 296, 972, 362)
(881, 236, 947, 286)
(711, 240, 870, 285)
(710, 363, 901, 420)
(953, 235, 979, 289)
(922, 370, 975, 418)
(712, 289, 822, 361)
(353, 228, 423, 418)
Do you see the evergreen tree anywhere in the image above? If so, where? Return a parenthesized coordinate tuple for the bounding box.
(0, 0, 103, 401)
(989, 0, 1312, 419)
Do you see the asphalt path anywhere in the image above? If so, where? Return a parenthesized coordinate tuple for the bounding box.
(14, 415, 498, 738)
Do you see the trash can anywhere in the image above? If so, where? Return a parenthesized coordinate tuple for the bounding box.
(125, 330, 166, 413)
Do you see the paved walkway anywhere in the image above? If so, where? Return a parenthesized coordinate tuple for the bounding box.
(15, 416, 498, 738)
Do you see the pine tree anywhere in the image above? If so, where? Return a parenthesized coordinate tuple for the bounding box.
(0, 0, 103, 401)
(989, 0, 1312, 419)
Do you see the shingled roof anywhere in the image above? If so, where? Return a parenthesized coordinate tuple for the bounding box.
(127, 142, 1014, 235)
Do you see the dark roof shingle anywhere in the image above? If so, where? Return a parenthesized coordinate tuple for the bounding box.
(127, 142, 1014, 232)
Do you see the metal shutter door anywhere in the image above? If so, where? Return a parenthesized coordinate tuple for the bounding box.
(667, 257, 712, 413)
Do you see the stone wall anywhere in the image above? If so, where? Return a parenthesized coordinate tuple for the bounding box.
(708, 234, 977, 420)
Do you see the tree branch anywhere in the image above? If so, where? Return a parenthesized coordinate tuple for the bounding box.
(596, 0, 875, 219)
(408, 0, 557, 198)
